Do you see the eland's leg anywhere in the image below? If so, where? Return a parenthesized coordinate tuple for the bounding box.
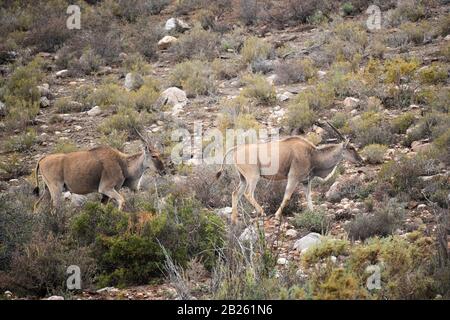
(274, 174, 299, 220)
(243, 175, 265, 218)
(100, 188, 125, 210)
(303, 180, 314, 211)
(231, 174, 246, 224)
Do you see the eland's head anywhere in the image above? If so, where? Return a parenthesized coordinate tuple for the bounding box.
(135, 128, 166, 175)
(325, 121, 363, 165)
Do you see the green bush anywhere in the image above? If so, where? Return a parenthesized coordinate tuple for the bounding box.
(170, 60, 215, 97)
(294, 209, 330, 234)
(241, 36, 272, 65)
(99, 107, 153, 136)
(418, 63, 448, 85)
(342, 2, 355, 16)
(239, 74, 276, 105)
(391, 112, 415, 134)
(71, 198, 225, 287)
(284, 101, 317, 132)
(171, 25, 219, 61)
(350, 112, 394, 147)
(361, 144, 387, 164)
(2, 128, 37, 153)
(346, 198, 405, 241)
(2, 57, 44, 129)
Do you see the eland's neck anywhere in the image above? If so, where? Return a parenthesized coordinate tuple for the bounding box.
(312, 144, 344, 171)
(126, 151, 146, 179)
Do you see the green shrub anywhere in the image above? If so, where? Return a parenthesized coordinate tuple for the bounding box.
(350, 112, 394, 147)
(2, 57, 44, 129)
(400, 21, 426, 45)
(3, 128, 37, 153)
(170, 60, 215, 97)
(294, 209, 330, 233)
(99, 129, 128, 151)
(68, 48, 103, 76)
(0, 153, 28, 180)
(239, 74, 276, 105)
(211, 58, 240, 80)
(384, 56, 420, 85)
(387, 0, 425, 26)
(297, 82, 335, 111)
(275, 58, 316, 85)
(241, 36, 272, 65)
(362, 144, 387, 164)
(342, 2, 355, 16)
(418, 63, 448, 85)
(405, 112, 449, 146)
(71, 198, 225, 287)
(379, 153, 439, 198)
(87, 83, 129, 110)
(331, 112, 348, 129)
(54, 97, 86, 114)
(52, 140, 78, 154)
(171, 25, 219, 61)
(99, 107, 153, 135)
(346, 198, 405, 241)
(390, 112, 415, 134)
(131, 80, 160, 112)
(284, 101, 317, 131)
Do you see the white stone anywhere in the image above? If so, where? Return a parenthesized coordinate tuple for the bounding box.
(343, 97, 360, 109)
(0, 101, 6, 116)
(40, 96, 50, 108)
(266, 74, 278, 85)
(160, 87, 188, 116)
(277, 257, 288, 265)
(87, 105, 102, 116)
(158, 35, 178, 50)
(216, 207, 232, 217)
(317, 70, 327, 79)
(285, 229, 298, 238)
(164, 18, 190, 32)
(277, 91, 293, 102)
(47, 295, 64, 300)
(55, 69, 69, 78)
(293, 232, 322, 253)
(239, 226, 258, 243)
(124, 72, 144, 91)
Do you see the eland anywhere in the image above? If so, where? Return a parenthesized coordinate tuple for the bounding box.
(216, 122, 363, 224)
(33, 129, 166, 211)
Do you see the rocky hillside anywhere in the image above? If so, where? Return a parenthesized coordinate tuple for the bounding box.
(0, 0, 449, 300)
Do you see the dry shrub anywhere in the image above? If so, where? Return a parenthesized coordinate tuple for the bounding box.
(171, 25, 220, 61)
(275, 58, 316, 85)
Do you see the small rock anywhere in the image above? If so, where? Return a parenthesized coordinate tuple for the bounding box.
(98, 66, 113, 75)
(317, 70, 327, 79)
(124, 72, 144, 91)
(239, 226, 258, 244)
(87, 105, 102, 116)
(158, 36, 178, 50)
(0, 101, 6, 117)
(417, 204, 427, 210)
(40, 96, 50, 108)
(266, 74, 278, 85)
(96, 287, 119, 293)
(164, 18, 190, 32)
(216, 207, 232, 217)
(37, 84, 51, 98)
(411, 141, 432, 153)
(55, 69, 69, 78)
(277, 91, 293, 102)
(277, 257, 288, 265)
(293, 232, 322, 253)
(285, 229, 298, 238)
(47, 295, 64, 300)
(343, 97, 360, 109)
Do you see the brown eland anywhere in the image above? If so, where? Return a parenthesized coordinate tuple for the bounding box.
(216, 121, 363, 224)
(33, 129, 166, 211)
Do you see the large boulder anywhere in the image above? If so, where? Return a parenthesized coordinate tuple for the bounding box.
(124, 72, 144, 91)
(164, 18, 190, 32)
(160, 87, 188, 116)
(411, 140, 432, 153)
(293, 233, 322, 253)
(343, 97, 360, 109)
(158, 35, 178, 50)
(87, 105, 102, 116)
